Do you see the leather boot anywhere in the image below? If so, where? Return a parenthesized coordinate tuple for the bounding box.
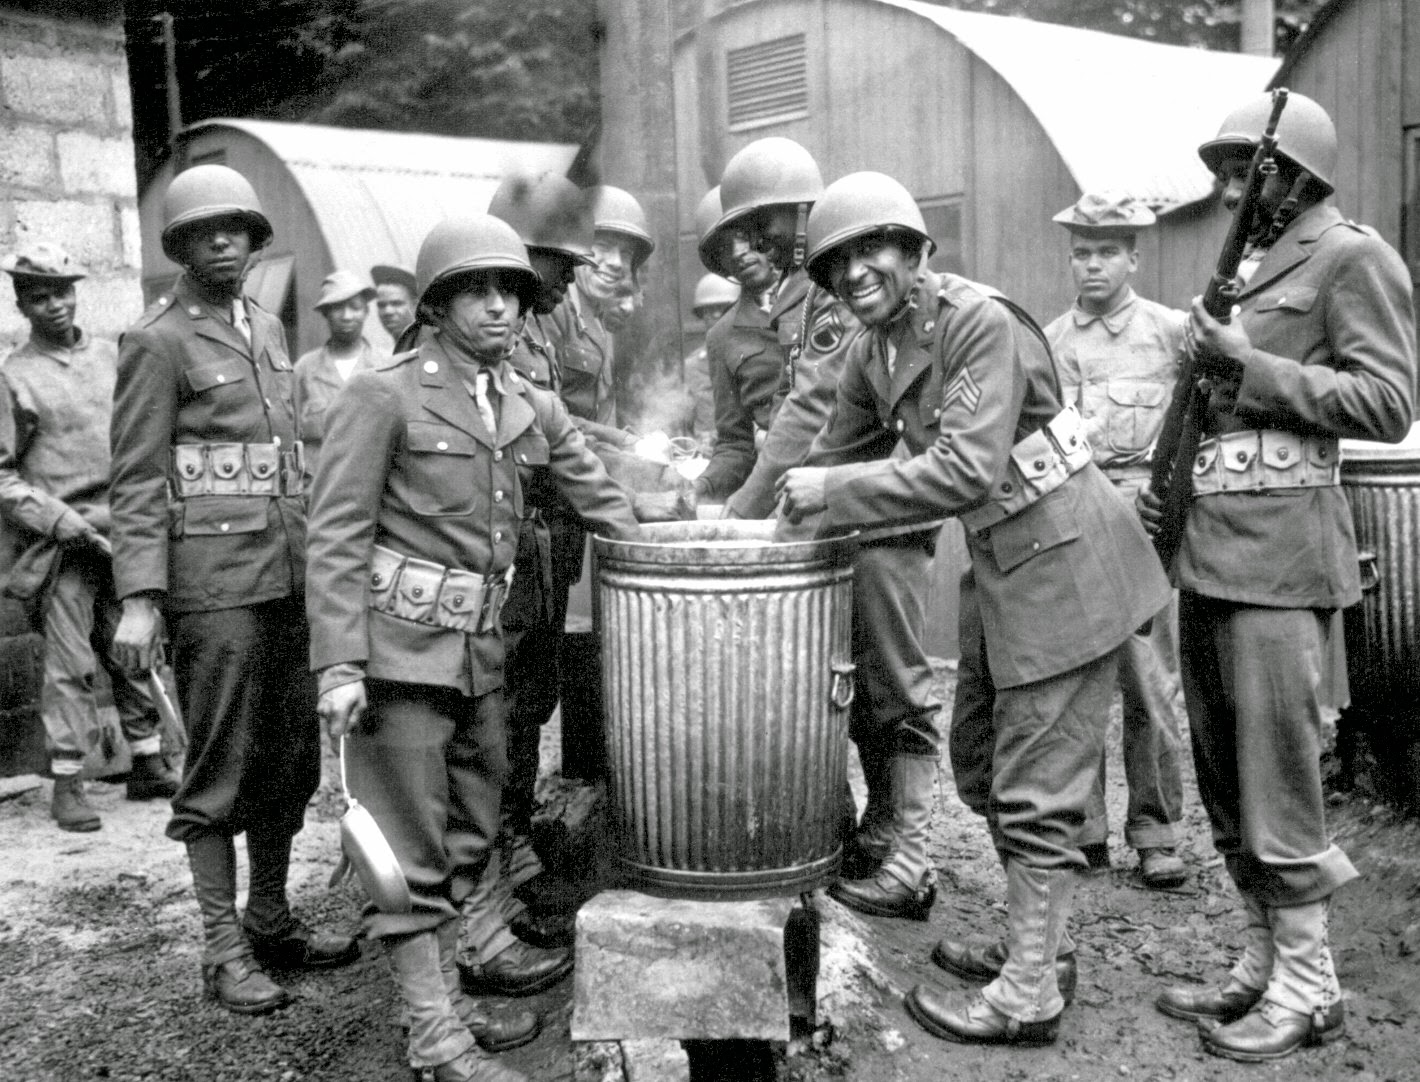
(1157, 889, 1269, 1023)
(458, 939, 573, 997)
(125, 753, 180, 801)
(841, 739, 896, 880)
(51, 774, 101, 832)
(189, 835, 290, 1015)
(436, 920, 540, 1052)
(243, 831, 360, 969)
(930, 938, 1078, 1007)
(1204, 900, 1345, 1062)
(829, 754, 938, 920)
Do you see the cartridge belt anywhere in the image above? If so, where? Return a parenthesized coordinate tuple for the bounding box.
(368, 544, 514, 635)
(961, 406, 1093, 533)
(172, 441, 305, 497)
(1191, 430, 1340, 496)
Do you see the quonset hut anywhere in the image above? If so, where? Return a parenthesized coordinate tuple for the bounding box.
(138, 119, 577, 355)
(672, 0, 1279, 323)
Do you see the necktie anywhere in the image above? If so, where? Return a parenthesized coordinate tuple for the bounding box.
(473, 369, 498, 437)
(232, 299, 252, 345)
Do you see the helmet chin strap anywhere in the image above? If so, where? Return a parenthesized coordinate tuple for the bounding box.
(1258, 170, 1311, 249)
(792, 204, 809, 268)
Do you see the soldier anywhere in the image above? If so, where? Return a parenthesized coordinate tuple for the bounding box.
(0, 244, 180, 832)
(372, 263, 419, 346)
(692, 182, 780, 502)
(109, 165, 359, 1014)
(1143, 94, 1416, 1062)
(1045, 192, 1188, 889)
(777, 172, 1171, 1044)
(681, 270, 741, 453)
(544, 185, 654, 427)
(294, 269, 381, 472)
(714, 137, 943, 921)
(306, 213, 641, 1082)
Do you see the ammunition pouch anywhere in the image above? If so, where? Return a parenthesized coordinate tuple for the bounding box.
(171, 441, 305, 497)
(367, 544, 514, 635)
(1191, 430, 1339, 496)
(961, 406, 1093, 533)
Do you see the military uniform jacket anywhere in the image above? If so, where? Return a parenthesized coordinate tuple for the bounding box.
(293, 339, 381, 471)
(697, 291, 782, 500)
(110, 276, 305, 613)
(0, 330, 118, 540)
(805, 271, 1171, 688)
(304, 332, 638, 696)
(544, 283, 615, 426)
(724, 268, 863, 518)
(1047, 290, 1185, 475)
(1178, 203, 1417, 609)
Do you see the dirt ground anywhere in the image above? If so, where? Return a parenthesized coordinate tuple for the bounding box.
(2, 664, 1418, 1082)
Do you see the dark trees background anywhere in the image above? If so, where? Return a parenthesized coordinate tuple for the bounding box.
(124, 0, 1327, 190)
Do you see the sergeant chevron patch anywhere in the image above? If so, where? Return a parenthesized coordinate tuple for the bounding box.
(808, 306, 846, 354)
(942, 367, 982, 415)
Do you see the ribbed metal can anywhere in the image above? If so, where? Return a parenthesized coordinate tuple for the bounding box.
(1340, 422, 1420, 712)
(593, 520, 856, 900)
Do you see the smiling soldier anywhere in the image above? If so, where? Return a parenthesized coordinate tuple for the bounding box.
(776, 171, 1170, 1046)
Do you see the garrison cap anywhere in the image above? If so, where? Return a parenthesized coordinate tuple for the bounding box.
(1052, 192, 1155, 237)
(315, 269, 376, 310)
(370, 264, 418, 296)
(1, 242, 86, 283)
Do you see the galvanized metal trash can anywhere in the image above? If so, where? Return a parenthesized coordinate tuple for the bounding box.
(1340, 422, 1420, 713)
(594, 521, 856, 900)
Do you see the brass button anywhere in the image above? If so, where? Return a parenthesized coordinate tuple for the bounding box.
(495, 450, 504, 461)
(452, 594, 465, 607)
(494, 530, 504, 542)
(188, 306, 200, 316)
(895, 419, 905, 432)
(216, 374, 226, 383)
(437, 441, 449, 451)
(1196, 455, 1207, 468)
(1032, 541, 1040, 551)
(219, 523, 230, 532)
(923, 320, 935, 333)
(412, 586, 423, 598)
(273, 436, 282, 447)
(1277, 447, 1289, 461)
(1318, 448, 1328, 460)
(1236, 451, 1248, 463)
(424, 360, 439, 373)
(1033, 459, 1045, 471)
(933, 408, 941, 419)
(372, 573, 383, 586)
(1001, 482, 1013, 494)
(494, 490, 504, 501)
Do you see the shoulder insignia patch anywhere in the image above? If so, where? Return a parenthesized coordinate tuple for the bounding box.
(942, 366, 982, 416)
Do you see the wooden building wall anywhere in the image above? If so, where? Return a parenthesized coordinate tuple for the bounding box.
(1272, 0, 1405, 242)
(140, 130, 335, 357)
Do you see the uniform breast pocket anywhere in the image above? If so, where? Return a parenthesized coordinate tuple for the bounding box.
(177, 496, 269, 537)
(1104, 379, 1168, 453)
(559, 344, 604, 413)
(403, 423, 479, 516)
(185, 358, 249, 397)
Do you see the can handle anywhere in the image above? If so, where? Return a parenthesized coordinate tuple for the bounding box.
(830, 661, 856, 710)
(1357, 549, 1380, 593)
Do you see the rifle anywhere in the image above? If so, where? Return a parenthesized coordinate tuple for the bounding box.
(1148, 87, 1289, 573)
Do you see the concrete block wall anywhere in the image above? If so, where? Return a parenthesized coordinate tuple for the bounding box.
(0, 2, 142, 355)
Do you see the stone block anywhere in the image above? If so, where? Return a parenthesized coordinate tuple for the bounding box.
(12, 198, 116, 268)
(2, 55, 108, 128)
(73, 271, 142, 344)
(0, 123, 54, 189)
(57, 131, 136, 196)
(572, 890, 794, 1042)
(118, 204, 141, 268)
(621, 1039, 690, 1082)
(110, 70, 131, 131)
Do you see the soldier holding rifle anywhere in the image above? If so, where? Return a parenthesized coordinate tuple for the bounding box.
(1141, 91, 1416, 1062)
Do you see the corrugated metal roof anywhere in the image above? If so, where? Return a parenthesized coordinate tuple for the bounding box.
(878, 0, 1280, 210)
(186, 118, 579, 270)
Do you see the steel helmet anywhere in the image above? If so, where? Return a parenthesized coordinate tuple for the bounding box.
(414, 214, 540, 312)
(1198, 91, 1337, 194)
(805, 172, 933, 291)
(161, 164, 273, 260)
(694, 187, 725, 274)
(487, 171, 595, 266)
(692, 273, 740, 314)
(588, 185, 654, 270)
(708, 138, 824, 277)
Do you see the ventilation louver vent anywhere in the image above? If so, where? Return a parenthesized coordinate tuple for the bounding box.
(727, 34, 808, 131)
